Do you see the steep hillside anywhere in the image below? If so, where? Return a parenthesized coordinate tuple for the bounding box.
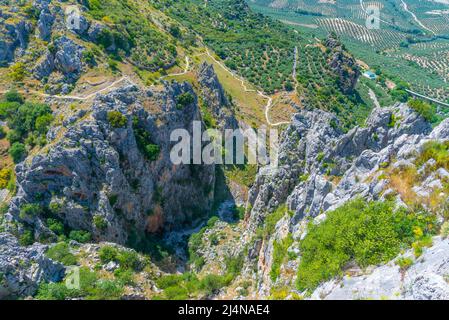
(0, 0, 448, 301)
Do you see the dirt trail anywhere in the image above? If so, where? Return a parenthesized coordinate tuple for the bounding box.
(202, 49, 290, 127)
(2, 46, 293, 126)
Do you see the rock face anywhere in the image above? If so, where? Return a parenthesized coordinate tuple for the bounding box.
(0, 18, 32, 65)
(33, 36, 85, 84)
(245, 103, 449, 298)
(325, 34, 360, 94)
(197, 62, 239, 130)
(36, 7, 54, 41)
(0, 232, 65, 299)
(312, 236, 449, 300)
(6, 82, 215, 246)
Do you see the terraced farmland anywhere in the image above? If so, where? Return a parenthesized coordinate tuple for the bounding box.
(250, 0, 449, 102)
(317, 18, 406, 49)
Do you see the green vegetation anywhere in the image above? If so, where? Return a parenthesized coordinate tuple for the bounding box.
(46, 242, 78, 266)
(416, 141, 449, 173)
(19, 203, 44, 220)
(107, 111, 128, 128)
(9, 143, 26, 163)
(8, 62, 27, 81)
(296, 199, 436, 291)
(19, 229, 34, 246)
(408, 99, 439, 124)
(270, 234, 294, 282)
(132, 117, 160, 161)
(176, 92, 195, 110)
(154, 254, 243, 299)
(93, 215, 107, 230)
(258, 205, 292, 240)
(99, 245, 141, 271)
(69, 230, 92, 244)
(86, 0, 178, 71)
(188, 216, 219, 270)
(396, 257, 414, 271)
(224, 164, 258, 188)
(155, 0, 301, 93)
(0, 90, 53, 162)
(250, 1, 449, 104)
(36, 267, 125, 300)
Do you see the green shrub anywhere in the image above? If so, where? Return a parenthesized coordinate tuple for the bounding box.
(108, 194, 118, 207)
(412, 235, 433, 258)
(9, 142, 26, 163)
(107, 111, 127, 128)
(270, 234, 293, 282)
(8, 62, 27, 81)
(82, 50, 96, 67)
(19, 203, 43, 220)
(200, 274, 232, 296)
(93, 215, 107, 230)
(114, 268, 135, 285)
(156, 274, 184, 289)
(262, 205, 288, 239)
(176, 93, 194, 110)
(36, 282, 74, 300)
(232, 206, 246, 221)
(19, 229, 34, 246)
(37, 267, 124, 300)
(99, 245, 119, 264)
(296, 199, 436, 291)
(90, 279, 123, 300)
(163, 286, 189, 300)
(133, 118, 160, 161)
(108, 58, 119, 72)
(116, 250, 140, 271)
(416, 141, 449, 172)
(396, 257, 414, 271)
(46, 242, 77, 266)
(47, 218, 65, 235)
(0, 168, 12, 189)
(69, 230, 92, 243)
(3, 89, 24, 104)
(408, 99, 436, 123)
(35, 114, 54, 134)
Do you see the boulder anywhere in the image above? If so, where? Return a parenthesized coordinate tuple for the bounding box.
(0, 232, 65, 299)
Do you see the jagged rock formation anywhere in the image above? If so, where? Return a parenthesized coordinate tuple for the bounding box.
(197, 62, 239, 130)
(0, 232, 65, 299)
(325, 34, 361, 94)
(0, 16, 32, 65)
(5, 82, 215, 245)
(244, 103, 449, 298)
(33, 36, 85, 85)
(36, 6, 54, 41)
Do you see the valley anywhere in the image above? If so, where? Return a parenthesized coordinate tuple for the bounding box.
(0, 0, 448, 302)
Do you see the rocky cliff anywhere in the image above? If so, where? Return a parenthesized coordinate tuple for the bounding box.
(242, 103, 449, 299)
(0, 232, 64, 299)
(5, 81, 215, 247)
(325, 34, 360, 94)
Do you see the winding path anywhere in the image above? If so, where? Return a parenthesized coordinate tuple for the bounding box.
(2, 46, 291, 126)
(400, 0, 435, 35)
(201, 49, 290, 126)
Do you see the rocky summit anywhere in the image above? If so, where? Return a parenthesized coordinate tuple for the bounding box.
(0, 0, 448, 302)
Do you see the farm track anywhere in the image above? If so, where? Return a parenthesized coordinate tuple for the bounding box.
(2, 44, 294, 126)
(400, 0, 435, 35)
